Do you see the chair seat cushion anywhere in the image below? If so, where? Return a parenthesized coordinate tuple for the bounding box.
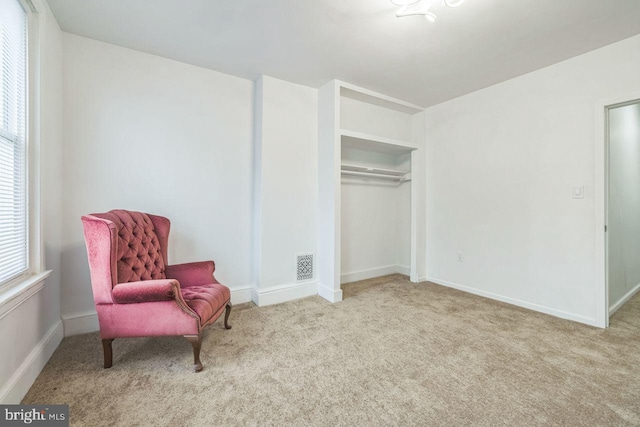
(180, 283, 230, 324)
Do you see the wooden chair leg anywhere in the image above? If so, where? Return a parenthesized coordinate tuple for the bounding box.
(102, 339, 114, 369)
(224, 302, 232, 329)
(185, 334, 203, 372)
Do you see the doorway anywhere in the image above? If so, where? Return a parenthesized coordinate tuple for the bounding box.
(606, 99, 640, 320)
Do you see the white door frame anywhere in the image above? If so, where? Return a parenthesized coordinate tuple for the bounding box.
(594, 93, 640, 328)
(410, 149, 418, 282)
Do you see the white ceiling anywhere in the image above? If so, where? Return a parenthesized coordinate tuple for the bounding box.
(47, 0, 640, 107)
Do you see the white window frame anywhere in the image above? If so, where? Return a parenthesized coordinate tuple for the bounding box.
(0, 0, 50, 313)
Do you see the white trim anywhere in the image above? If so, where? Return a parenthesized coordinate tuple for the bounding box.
(406, 150, 426, 283)
(595, 99, 607, 328)
(318, 282, 343, 303)
(317, 80, 342, 302)
(341, 265, 397, 284)
(62, 310, 99, 336)
(418, 276, 428, 283)
(426, 276, 599, 327)
(0, 319, 63, 404)
(595, 92, 640, 328)
(396, 265, 411, 276)
(231, 286, 253, 304)
(410, 149, 418, 283)
(28, 0, 45, 276)
(0, 271, 51, 320)
(609, 282, 640, 316)
(340, 265, 409, 284)
(250, 287, 259, 306)
(252, 77, 264, 306)
(251, 281, 317, 307)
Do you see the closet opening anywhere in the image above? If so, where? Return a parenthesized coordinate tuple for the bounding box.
(317, 80, 424, 303)
(340, 137, 414, 290)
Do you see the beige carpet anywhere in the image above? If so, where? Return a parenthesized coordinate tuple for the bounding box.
(23, 275, 640, 426)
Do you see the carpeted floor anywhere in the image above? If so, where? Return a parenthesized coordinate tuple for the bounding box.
(23, 274, 640, 426)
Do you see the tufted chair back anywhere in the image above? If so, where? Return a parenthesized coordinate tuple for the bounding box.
(92, 210, 166, 283)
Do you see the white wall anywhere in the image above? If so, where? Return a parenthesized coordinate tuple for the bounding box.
(60, 34, 255, 328)
(253, 75, 318, 304)
(424, 34, 640, 326)
(0, 0, 64, 403)
(341, 97, 412, 141)
(608, 102, 640, 312)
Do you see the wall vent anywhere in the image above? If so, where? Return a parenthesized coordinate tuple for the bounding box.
(296, 253, 314, 282)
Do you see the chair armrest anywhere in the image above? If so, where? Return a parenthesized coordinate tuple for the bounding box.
(165, 261, 215, 287)
(112, 279, 180, 304)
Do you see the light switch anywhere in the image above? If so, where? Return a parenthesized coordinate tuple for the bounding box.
(572, 185, 584, 199)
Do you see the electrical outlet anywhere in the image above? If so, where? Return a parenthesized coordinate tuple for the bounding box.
(457, 252, 463, 262)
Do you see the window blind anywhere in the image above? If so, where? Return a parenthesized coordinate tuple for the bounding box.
(0, 0, 28, 285)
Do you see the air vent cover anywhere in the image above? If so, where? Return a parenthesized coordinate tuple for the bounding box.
(296, 253, 314, 282)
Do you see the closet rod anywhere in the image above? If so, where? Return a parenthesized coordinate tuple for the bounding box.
(341, 170, 409, 181)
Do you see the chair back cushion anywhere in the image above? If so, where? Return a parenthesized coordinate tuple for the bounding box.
(95, 210, 166, 283)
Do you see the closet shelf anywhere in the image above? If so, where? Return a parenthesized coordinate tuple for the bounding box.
(339, 82, 424, 114)
(340, 129, 417, 155)
(341, 163, 407, 176)
(341, 163, 411, 182)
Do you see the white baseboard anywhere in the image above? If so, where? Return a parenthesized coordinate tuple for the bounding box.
(62, 311, 99, 336)
(396, 265, 411, 276)
(0, 319, 64, 404)
(341, 265, 408, 284)
(252, 281, 317, 307)
(318, 282, 343, 303)
(231, 286, 253, 304)
(426, 276, 599, 327)
(418, 275, 428, 282)
(609, 282, 640, 316)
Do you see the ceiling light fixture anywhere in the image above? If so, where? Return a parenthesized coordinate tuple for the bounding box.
(392, 0, 464, 22)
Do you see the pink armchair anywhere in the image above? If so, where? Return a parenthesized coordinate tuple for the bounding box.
(81, 210, 232, 372)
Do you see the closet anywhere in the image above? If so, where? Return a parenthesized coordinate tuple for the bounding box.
(318, 81, 425, 302)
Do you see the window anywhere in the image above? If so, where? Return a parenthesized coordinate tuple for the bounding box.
(0, 0, 28, 286)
